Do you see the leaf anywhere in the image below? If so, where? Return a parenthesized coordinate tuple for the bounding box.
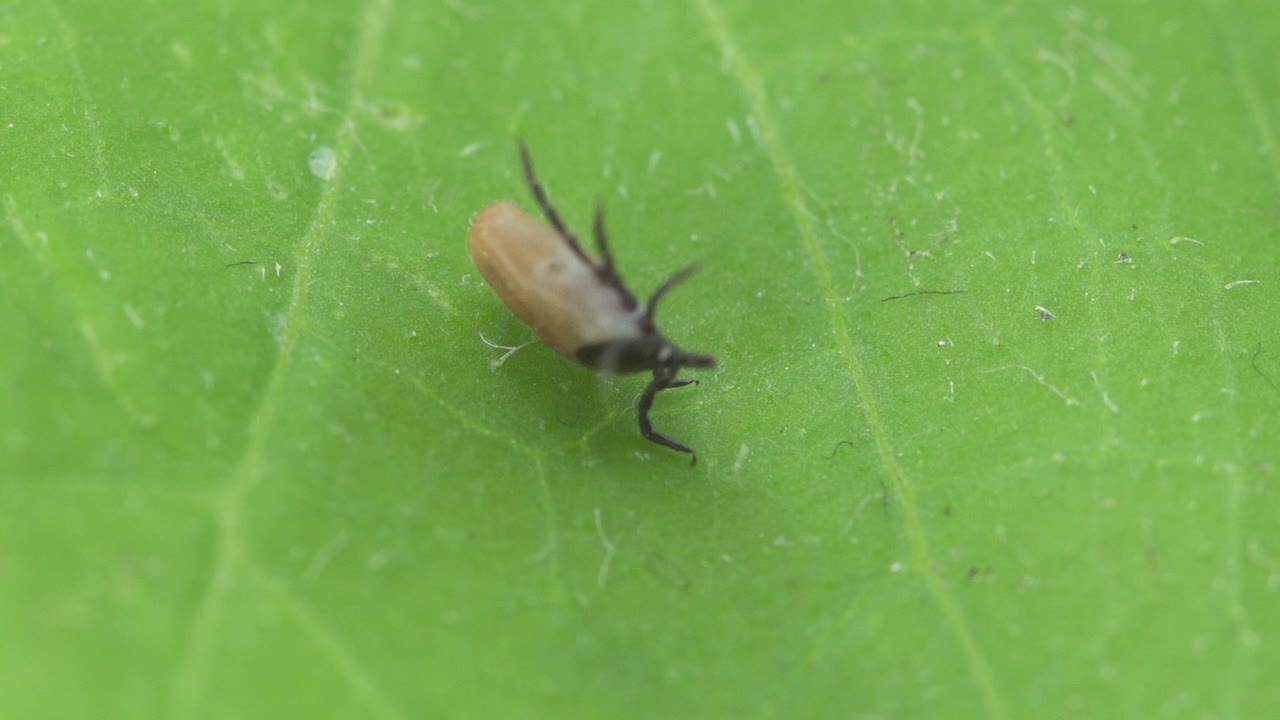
(3, 0, 1277, 718)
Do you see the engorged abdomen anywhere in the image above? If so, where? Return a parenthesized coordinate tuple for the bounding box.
(469, 201, 635, 363)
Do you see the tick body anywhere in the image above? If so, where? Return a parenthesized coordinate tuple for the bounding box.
(468, 142, 717, 463)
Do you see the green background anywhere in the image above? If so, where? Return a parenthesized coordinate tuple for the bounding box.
(3, 0, 1277, 717)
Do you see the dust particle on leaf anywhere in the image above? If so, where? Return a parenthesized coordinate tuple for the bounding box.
(308, 146, 337, 180)
(372, 100, 414, 131)
(266, 177, 289, 200)
(266, 312, 289, 343)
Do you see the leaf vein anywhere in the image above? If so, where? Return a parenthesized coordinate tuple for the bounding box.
(170, 0, 396, 714)
(698, 3, 1006, 718)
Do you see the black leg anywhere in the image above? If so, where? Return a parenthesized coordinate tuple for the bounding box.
(518, 140, 594, 268)
(644, 264, 699, 324)
(592, 202, 616, 274)
(637, 368, 699, 465)
(592, 202, 637, 310)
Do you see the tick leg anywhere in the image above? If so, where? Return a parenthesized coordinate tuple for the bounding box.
(637, 370, 699, 465)
(644, 264, 699, 323)
(592, 203, 616, 273)
(518, 140, 594, 268)
(592, 203, 638, 310)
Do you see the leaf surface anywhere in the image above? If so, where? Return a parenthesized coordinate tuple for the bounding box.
(3, 1, 1277, 718)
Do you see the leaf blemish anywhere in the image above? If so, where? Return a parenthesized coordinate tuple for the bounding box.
(479, 331, 534, 370)
(593, 508, 618, 591)
(1224, 279, 1261, 290)
(123, 303, 144, 330)
(823, 440, 854, 459)
(371, 100, 413, 131)
(981, 365, 1080, 406)
(879, 289, 964, 302)
(266, 178, 288, 201)
(1251, 342, 1279, 394)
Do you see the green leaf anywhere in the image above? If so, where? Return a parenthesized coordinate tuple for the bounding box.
(3, 0, 1277, 717)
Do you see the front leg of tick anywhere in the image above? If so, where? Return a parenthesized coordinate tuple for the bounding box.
(637, 369, 700, 465)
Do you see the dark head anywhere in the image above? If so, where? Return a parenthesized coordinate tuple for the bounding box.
(576, 334, 716, 375)
(575, 264, 716, 374)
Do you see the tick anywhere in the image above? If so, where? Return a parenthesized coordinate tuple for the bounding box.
(468, 142, 717, 464)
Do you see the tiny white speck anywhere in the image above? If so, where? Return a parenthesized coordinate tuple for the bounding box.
(726, 118, 741, 144)
(1101, 392, 1119, 413)
(1224, 279, 1260, 290)
(308, 146, 337, 180)
(123, 303, 144, 329)
(458, 142, 483, 157)
(889, 561, 904, 573)
(1169, 235, 1203, 246)
(275, 261, 283, 277)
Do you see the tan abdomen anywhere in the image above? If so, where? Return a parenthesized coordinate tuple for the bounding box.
(468, 202, 589, 360)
